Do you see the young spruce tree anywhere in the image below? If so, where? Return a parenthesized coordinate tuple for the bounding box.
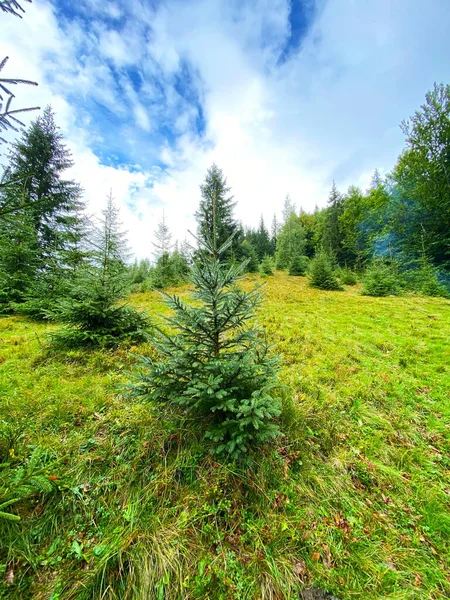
(131, 192, 281, 460)
(51, 191, 150, 348)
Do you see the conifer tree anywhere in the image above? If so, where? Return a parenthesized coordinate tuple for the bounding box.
(309, 251, 342, 290)
(195, 164, 240, 261)
(275, 212, 306, 269)
(151, 211, 175, 288)
(259, 254, 274, 276)
(288, 253, 309, 276)
(51, 192, 150, 347)
(270, 213, 279, 254)
(240, 239, 259, 272)
(0, 194, 37, 311)
(131, 192, 281, 460)
(321, 181, 344, 263)
(1, 107, 85, 313)
(4, 106, 83, 254)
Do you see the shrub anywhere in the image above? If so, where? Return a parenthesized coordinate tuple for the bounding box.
(288, 254, 309, 276)
(362, 261, 400, 296)
(309, 252, 342, 290)
(259, 255, 274, 276)
(338, 267, 358, 286)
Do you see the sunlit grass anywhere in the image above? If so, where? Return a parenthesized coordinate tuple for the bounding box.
(1, 273, 449, 599)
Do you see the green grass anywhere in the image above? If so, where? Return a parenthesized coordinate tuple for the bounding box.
(1, 272, 449, 599)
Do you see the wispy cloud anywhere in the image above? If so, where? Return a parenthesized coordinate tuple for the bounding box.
(3, 0, 450, 257)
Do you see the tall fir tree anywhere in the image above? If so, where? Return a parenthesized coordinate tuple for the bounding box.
(51, 191, 149, 347)
(251, 215, 272, 260)
(195, 164, 240, 260)
(0, 106, 85, 313)
(275, 212, 306, 269)
(270, 213, 279, 255)
(4, 106, 83, 254)
(321, 181, 344, 263)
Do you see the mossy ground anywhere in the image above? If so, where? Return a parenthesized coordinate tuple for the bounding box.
(1, 272, 449, 599)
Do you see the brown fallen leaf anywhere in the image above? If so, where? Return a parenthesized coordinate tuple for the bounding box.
(6, 568, 14, 585)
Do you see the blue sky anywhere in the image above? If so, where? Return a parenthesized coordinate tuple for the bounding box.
(3, 0, 450, 257)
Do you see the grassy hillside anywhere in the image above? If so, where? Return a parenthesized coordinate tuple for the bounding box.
(1, 273, 449, 599)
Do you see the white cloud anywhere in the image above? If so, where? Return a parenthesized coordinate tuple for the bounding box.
(2, 0, 450, 258)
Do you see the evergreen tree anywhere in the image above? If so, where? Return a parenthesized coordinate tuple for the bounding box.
(240, 239, 259, 273)
(131, 195, 281, 460)
(309, 251, 342, 290)
(288, 254, 309, 276)
(275, 212, 306, 269)
(298, 209, 317, 258)
(321, 181, 344, 263)
(0, 193, 37, 311)
(151, 211, 175, 288)
(252, 215, 272, 260)
(259, 254, 274, 276)
(0, 107, 85, 313)
(338, 186, 365, 268)
(51, 192, 150, 347)
(270, 213, 279, 255)
(4, 106, 83, 254)
(361, 260, 400, 297)
(195, 164, 239, 260)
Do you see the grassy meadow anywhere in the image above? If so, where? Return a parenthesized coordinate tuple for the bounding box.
(1, 272, 449, 599)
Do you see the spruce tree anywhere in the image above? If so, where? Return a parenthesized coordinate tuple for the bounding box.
(0, 194, 37, 312)
(1, 107, 85, 313)
(259, 254, 274, 276)
(195, 164, 240, 261)
(288, 253, 309, 276)
(51, 192, 150, 348)
(270, 213, 279, 255)
(131, 195, 281, 460)
(309, 251, 342, 290)
(5, 106, 83, 255)
(321, 181, 344, 263)
(240, 239, 259, 273)
(252, 215, 272, 260)
(151, 211, 175, 288)
(275, 212, 306, 269)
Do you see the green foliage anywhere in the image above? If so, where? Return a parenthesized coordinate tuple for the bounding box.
(400, 254, 449, 298)
(337, 266, 358, 286)
(309, 252, 342, 290)
(240, 240, 259, 273)
(0, 448, 54, 521)
(321, 181, 344, 262)
(195, 164, 241, 261)
(275, 212, 306, 269)
(0, 107, 85, 315)
(259, 254, 274, 276)
(361, 260, 401, 296)
(131, 229, 282, 460)
(50, 192, 150, 348)
(288, 254, 309, 276)
(245, 215, 272, 261)
(393, 83, 450, 266)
